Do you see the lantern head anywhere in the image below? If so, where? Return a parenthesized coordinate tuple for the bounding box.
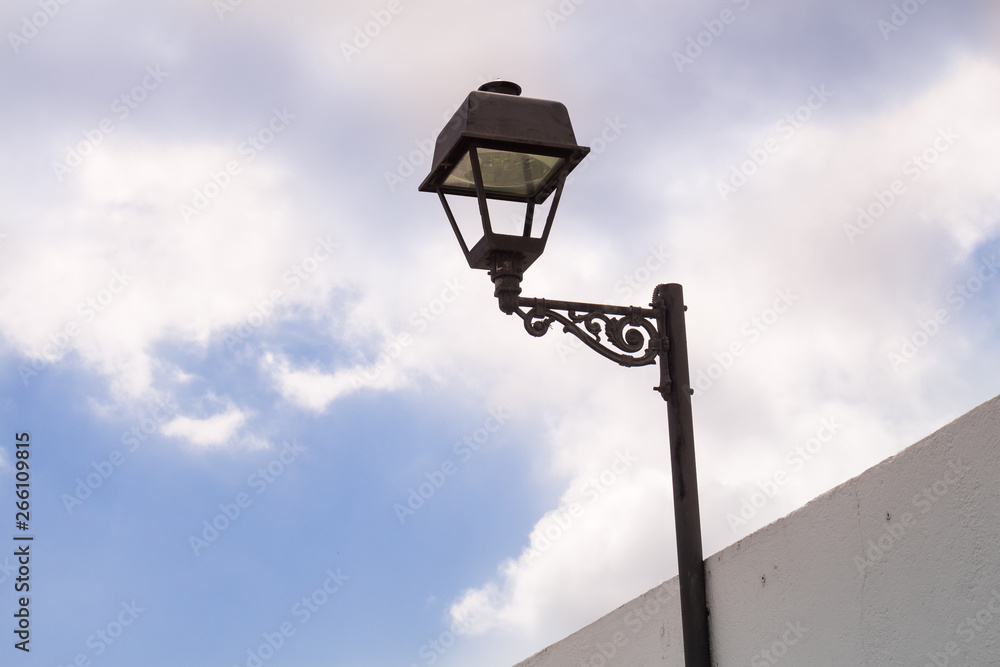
(419, 81, 590, 312)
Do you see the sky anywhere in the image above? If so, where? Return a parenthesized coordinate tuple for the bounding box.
(1, 0, 999, 665)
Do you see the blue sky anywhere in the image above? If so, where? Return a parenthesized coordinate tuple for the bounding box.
(2, 1, 999, 665)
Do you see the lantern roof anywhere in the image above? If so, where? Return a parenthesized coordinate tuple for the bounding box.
(419, 83, 590, 204)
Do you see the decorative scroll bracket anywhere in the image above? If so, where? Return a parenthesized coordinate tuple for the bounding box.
(514, 292, 672, 398)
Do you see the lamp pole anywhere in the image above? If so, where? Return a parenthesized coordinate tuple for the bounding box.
(419, 82, 712, 666)
(501, 280, 711, 667)
(656, 283, 711, 667)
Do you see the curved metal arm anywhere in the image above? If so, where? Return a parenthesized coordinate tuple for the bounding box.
(515, 296, 665, 368)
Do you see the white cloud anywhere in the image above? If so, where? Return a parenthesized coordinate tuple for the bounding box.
(263, 351, 408, 413)
(0, 133, 355, 402)
(162, 406, 249, 448)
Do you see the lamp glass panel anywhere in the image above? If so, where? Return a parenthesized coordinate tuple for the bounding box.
(443, 148, 564, 198)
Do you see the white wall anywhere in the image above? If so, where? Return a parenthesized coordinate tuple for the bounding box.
(513, 393, 1000, 666)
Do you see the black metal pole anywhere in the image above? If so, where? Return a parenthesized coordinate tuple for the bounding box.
(654, 283, 711, 666)
(497, 278, 711, 663)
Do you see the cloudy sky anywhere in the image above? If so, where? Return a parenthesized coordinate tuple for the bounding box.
(2, 0, 999, 665)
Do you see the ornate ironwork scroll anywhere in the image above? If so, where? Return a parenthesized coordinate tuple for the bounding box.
(515, 296, 665, 368)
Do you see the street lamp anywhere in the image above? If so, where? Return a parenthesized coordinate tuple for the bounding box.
(419, 82, 712, 667)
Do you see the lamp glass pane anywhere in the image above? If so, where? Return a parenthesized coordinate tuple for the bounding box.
(443, 148, 564, 198)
